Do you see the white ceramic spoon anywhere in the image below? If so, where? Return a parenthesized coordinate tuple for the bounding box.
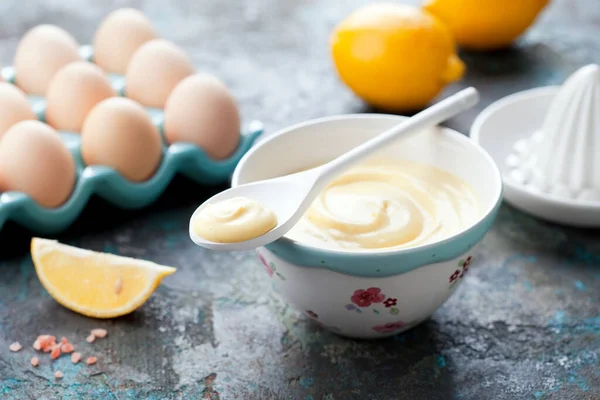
(189, 87, 480, 251)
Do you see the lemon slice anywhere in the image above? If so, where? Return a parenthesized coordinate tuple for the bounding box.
(31, 238, 176, 319)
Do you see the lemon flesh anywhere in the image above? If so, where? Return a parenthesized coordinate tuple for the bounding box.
(31, 238, 176, 319)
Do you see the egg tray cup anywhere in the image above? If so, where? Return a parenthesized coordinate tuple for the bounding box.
(0, 45, 263, 235)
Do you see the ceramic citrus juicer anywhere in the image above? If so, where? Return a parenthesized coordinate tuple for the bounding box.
(471, 64, 600, 227)
(189, 87, 480, 251)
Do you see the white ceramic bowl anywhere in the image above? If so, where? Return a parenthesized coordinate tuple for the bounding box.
(232, 114, 503, 339)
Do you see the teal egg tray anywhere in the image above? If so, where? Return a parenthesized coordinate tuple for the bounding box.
(0, 45, 263, 235)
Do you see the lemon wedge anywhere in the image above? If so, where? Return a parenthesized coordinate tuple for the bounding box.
(31, 238, 176, 319)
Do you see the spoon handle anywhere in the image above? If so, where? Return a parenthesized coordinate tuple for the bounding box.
(317, 87, 479, 185)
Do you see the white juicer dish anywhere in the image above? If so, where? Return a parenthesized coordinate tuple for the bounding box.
(471, 64, 600, 227)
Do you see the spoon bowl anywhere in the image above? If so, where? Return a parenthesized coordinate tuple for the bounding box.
(189, 167, 323, 251)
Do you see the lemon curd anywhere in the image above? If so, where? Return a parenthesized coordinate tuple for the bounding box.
(193, 196, 277, 243)
(285, 158, 480, 251)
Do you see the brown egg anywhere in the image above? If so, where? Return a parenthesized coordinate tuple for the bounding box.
(125, 39, 194, 108)
(13, 25, 81, 95)
(81, 97, 163, 182)
(93, 8, 158, 74)
(164, 73, 241, 160)
(0, 120, 76, 208)
(45, 61, 116, 132)
(0, 83, 36, 140)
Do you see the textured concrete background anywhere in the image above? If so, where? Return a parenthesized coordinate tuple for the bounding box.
(1, 0, 600, 399)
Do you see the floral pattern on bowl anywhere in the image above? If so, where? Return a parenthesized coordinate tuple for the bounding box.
(449, 255, 472, 288)
(257, 251, 285, 281)
(383, 298, 397, 307)
(303, 310, 343, 334)
(253, 247, 481, 339)
(372, 320, 409, 333)
(344, 287, 401, 317)
(351, 287, 385, 307)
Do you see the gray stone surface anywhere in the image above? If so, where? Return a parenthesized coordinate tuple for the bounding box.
(1, 0, 600, 399)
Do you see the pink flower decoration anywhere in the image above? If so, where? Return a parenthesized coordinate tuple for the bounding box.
(462, 256, 472, 272)
(372, 320, 407, 333)
(257, 252, 273, 277)
(351, 287, 385, 307)
(449, 270, 460, 283)
(459, 256, 473, 278)
(383, 298, 397, 308)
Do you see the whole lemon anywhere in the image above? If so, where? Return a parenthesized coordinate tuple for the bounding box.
(424, 0, 550, 50)
(330, 3, 465, 112)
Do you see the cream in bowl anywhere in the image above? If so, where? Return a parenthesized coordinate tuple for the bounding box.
(232, 114, 502, 339)
(287, 158, 480, 251)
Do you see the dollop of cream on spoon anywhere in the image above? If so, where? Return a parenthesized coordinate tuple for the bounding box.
(192, 196, 277, 243)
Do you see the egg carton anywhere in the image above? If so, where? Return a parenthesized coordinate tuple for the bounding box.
(0, 45, 263, 235)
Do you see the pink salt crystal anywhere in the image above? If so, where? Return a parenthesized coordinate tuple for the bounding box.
(61, 343, 74, 354)
(9, 342, 22, 352)
(50, 345, 61, 360)
(91, 329, 108, 338)
(71, 352, 81, 364)
(38, 335, 57, 352)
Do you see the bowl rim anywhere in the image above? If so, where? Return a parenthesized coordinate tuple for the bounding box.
(232, 113, 504, 261)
